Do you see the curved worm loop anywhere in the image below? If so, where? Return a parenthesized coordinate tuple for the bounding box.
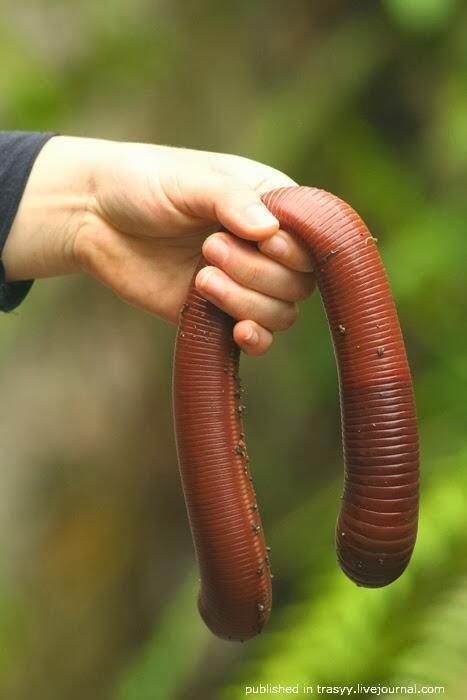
(173, 186, 419, 642)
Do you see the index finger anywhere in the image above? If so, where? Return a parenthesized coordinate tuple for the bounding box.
(258, 229, 314, 273)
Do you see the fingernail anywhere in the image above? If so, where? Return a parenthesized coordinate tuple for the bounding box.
(198, 268, 225, 298)
(204, 237, 229, 265)
(262, 234, 288, 257)
(244, 328, 259, 345)
(244, 203, 278, 228)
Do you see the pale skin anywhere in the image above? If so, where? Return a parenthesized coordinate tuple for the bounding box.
(3, 136, 315, 355)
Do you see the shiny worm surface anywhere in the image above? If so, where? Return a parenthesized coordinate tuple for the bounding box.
(173, 186, 419, 641)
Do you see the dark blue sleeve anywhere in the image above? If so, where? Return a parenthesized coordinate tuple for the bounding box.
(0, 131, 56, 312)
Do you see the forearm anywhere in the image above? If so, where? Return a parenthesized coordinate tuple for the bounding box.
(2, 135, 102, 282)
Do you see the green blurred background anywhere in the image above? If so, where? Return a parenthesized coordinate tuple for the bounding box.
(0, 1, 466, 698)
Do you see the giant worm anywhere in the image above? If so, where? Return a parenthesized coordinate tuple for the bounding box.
(173, 186, 419, 642)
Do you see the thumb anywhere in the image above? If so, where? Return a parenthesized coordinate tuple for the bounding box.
(168, 167, 283, 241)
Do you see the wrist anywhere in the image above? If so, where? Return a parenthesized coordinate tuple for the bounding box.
(2, 135, 103, 281)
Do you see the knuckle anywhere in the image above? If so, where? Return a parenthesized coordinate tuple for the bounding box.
(297, 276, 315, 300)
(244, 260, 261, 288)
(279, 302, 299, 330)
(117, 281, 140, 308)
(240, 296, 256, 322)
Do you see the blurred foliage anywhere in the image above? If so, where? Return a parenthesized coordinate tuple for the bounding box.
(0, 1, 466, 699)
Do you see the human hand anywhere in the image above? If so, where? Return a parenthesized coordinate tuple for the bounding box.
(3, 137, 315, 355)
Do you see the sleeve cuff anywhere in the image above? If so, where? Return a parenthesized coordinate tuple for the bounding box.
(0, 259, 34, 312)
(0, 131, 57, 312)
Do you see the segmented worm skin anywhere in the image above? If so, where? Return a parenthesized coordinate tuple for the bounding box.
(173, 186, 419, 642)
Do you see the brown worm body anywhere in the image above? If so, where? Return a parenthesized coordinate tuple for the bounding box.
(173, 186, 419, 641)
